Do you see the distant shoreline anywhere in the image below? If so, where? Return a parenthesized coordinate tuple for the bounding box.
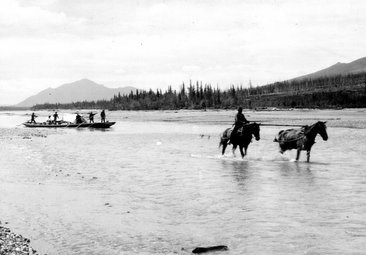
(0, 106, 357, 112)
(0, 106, 30, 111)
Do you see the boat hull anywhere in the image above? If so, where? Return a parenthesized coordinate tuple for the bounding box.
(23, 122, 116, 128)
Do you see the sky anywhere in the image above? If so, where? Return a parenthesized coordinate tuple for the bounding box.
(1, 0, 366, 105)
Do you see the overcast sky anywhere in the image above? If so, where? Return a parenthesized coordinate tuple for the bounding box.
(1, 0, 366, 105)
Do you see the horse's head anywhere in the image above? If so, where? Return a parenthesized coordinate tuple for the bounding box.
(251, 122, 261, 141)
(316, 121, 328, 141)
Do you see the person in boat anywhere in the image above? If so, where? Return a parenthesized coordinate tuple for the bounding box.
(89, 112, 96, 123)
(53, 112, 59, 123)
(30, 112, 37, 123)
(47, 115, 52, 124)
(75, 113, 83, 124)
(100, 110, 106, 123)
(229, 106, 249, 144)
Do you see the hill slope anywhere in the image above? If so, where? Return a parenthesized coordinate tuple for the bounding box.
(295, 57, 366, 80)
(17, 79, 136, 107)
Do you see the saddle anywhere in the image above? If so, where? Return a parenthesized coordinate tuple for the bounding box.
(228, 126, 244, 138)
(236, 126, 244, 135)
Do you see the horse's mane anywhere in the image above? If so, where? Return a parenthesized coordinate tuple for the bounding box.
(242, 122, 259, 131)
(303, 121, 326, 135)
(237, 122, 259, 136)
(245, 122, 259, 127)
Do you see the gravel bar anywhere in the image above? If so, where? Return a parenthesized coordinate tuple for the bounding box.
(0, 222, 40, 255)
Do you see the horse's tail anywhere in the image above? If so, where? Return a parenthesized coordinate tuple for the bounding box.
(219, 128, 230, 148)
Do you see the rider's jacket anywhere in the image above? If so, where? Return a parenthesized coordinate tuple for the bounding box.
(235, 112, 247, 127)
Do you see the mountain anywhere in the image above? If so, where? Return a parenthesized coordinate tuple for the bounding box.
(294, 57, 366, 81)
(17, 79, 136, 107)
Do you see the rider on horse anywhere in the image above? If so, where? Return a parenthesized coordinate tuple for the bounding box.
(229, 107, 249, 144)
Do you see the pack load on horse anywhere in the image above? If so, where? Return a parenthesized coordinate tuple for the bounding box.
(219, 122, 260, 158)
(273, 121, 328, 162)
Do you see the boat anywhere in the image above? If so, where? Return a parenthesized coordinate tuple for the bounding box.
(23, 121, 115, 129)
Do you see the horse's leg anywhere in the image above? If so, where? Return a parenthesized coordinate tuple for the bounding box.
(232, 145, 237, 157)
(244, 145, 249, 156)
(307, 150, 311, 162)
(239, 145, 244, 158)
(296, 149, 301, 161)
(221, 139, 228, 155)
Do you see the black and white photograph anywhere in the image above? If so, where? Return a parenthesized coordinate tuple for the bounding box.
(1, 0, 366, 254)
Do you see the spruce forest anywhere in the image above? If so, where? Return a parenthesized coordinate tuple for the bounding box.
(32, 72, 366, 110)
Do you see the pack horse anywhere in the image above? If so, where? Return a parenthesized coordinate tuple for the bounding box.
(274, 121, 328, 162)
(219, 122, 261, 158)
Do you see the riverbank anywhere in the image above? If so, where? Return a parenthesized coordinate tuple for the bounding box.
(0, 221, 39, 255)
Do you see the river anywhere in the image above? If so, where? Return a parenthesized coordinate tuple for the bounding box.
(0, 109, 365, 254)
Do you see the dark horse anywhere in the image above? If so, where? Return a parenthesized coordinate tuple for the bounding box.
(219, 122, 260, 158)
(274, 121, 328, 162)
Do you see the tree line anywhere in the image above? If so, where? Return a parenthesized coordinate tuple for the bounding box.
(32, 72, 366, 110)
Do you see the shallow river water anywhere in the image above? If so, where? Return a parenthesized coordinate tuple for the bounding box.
(0, 109, 366, 255)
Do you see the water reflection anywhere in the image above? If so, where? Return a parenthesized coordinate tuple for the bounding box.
(221, 160, 250, 187)
(75, 127, 113, 133)
(279, 161, 311, 173)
